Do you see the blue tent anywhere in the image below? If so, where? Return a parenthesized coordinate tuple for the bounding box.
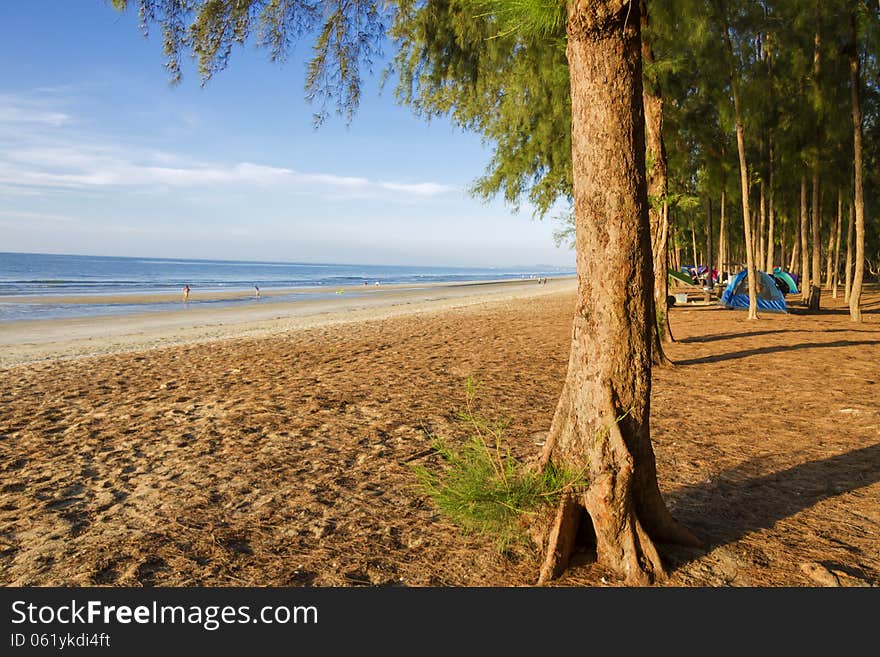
(721, 270, 788, 312)
(772, 268, 799, 295)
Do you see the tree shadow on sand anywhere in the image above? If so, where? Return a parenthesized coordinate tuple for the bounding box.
(679, 327, 879, 344)
(788, 307, 880, 317)
(674, 340, 880, 365)
(787, 297, 880, 316)
(662, 443, 880, 568)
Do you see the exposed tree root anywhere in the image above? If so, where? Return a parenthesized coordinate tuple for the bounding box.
(653, 347, 675, 368)
(584, 472, 665, 585)
(537, 495, 581, 585)
(535, 384, 700, 585)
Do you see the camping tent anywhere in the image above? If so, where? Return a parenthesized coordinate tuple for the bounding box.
(669, 270, 697, 286)
(772, 268, 799, 295)
(721, 270, 788, 312)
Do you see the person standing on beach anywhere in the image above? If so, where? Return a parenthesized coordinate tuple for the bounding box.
(254, 285, 261, 298)
(182, 285, 190, 302)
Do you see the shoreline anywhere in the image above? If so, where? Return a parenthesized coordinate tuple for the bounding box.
(0, 276, 570, 306)
(0, 277, 576, 368)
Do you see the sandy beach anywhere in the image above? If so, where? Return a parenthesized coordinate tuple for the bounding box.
(1, 284, 878, 587)
(0, 278, 573, 368)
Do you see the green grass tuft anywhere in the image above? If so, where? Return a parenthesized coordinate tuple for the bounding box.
(412, 378, 587, 553)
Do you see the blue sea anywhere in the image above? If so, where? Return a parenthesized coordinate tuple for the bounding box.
(0, 252, 574, 322)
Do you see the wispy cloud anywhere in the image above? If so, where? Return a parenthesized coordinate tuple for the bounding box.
(0, 151, 457, 197)
(0, 95, 457, 200)
(0, 184, 48, 197)
(0, 209, 80, 233)
(379, 181, 453, 196)
(0, 93, 72, 127)
(0, 210, 78, 223)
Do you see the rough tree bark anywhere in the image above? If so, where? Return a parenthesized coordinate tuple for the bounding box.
(536, 0, 698, 586)
(848, 10, 865, 322)
(641, 1, 674, 355)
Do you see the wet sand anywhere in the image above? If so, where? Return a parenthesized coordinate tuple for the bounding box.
(0, 279, 525, 306)
(0, 278, 573, 367)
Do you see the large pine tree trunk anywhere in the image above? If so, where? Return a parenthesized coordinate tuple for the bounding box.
(641, 2, 673, 354)
(788, 214, 799, 274)
(537, 0, 698, 586)
(848, 12, 865, 322)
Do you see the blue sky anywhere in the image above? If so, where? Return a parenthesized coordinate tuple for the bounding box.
(0, 1, 574, 268)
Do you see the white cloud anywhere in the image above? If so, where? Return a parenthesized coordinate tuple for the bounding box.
(0, 96, 457, 198)
(0, 94, 72, 127)
(0, 143, 457, 198)
(0, 106, 70, 127)
(379, 181, 455, 196)
(0, 184, 47, 197)
(0, 210, 78, 222)
(5, 146, 116, 169)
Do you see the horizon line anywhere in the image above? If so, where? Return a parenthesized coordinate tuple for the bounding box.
(0, 250, 577, 272)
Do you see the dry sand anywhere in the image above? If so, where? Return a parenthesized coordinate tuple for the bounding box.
(0, 282, 878, 587)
